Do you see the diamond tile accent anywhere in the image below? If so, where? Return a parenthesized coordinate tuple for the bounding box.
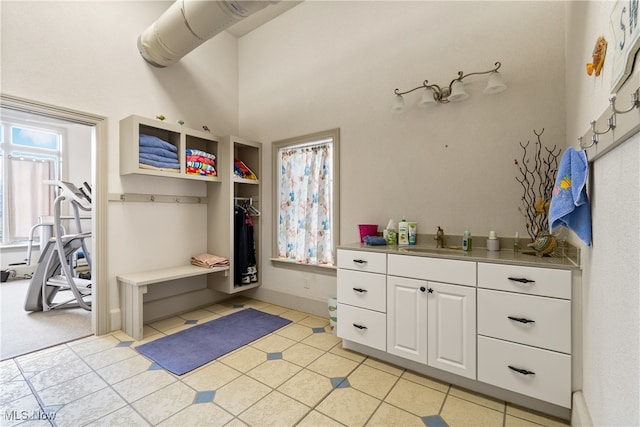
(312, 327, 325, 333)
(422, 415, 449, 426)
(233, 304, 244, 308)
(148, 362, 163, 370)
(184, 320, 198, 325)
(331, 377, 349, 388)
(194, 390, 215, 404)
(116, 341, 134, 347)
(267, 352, 283, 360)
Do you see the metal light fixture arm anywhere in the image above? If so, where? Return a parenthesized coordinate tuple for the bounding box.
(393, 61, 502, 105)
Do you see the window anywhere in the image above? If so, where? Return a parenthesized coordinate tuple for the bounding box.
(1, 112, 62, 245)
(273, 129, 340, 266)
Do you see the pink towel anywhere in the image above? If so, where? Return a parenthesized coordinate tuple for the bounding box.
(191, 253, 229, 268)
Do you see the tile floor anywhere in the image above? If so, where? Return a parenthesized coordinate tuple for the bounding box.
(0, 297, 570, 426)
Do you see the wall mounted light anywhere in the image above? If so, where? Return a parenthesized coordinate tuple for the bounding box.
(392, 61, 506, 111)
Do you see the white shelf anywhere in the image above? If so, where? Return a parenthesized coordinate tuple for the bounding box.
(119, 114, 221, 182)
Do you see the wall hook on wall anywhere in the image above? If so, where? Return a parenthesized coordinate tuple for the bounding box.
(609, 89, 640, 114)
(581, 113, 616, 149)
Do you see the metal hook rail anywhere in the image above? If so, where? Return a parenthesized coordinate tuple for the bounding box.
(108, 193, 206, 204)
(579, 87, 640, 149)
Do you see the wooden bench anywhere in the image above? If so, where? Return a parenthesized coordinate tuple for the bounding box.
(117, 265, 229, 340)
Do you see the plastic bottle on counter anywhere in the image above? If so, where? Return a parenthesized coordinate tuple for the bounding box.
(398, 217, 409, 245)
(462, 227, 472, 251)
(384, 219, 397, 245)
(513, 232, 521, 253)
(408, 222, 417, 245)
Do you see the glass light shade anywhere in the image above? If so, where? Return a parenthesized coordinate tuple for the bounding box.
(417, 88, 437, 108)
(392, 94, 405, 112)
(484, 71, 507, 94)
(448, 80, 469, 102)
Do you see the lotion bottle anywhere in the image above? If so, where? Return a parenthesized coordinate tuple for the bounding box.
(398, 217, 409, 245)
(462, 227, 472, 251)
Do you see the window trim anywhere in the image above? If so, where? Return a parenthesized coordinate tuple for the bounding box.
(272, 128, 340, 267)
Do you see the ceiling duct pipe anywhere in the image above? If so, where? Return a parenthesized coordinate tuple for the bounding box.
(138, 0, 277, 68)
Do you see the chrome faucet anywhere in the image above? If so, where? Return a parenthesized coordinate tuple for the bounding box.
(435, 226, 445, 248)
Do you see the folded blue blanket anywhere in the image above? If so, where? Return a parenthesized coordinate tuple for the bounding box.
(363, 236, 387, 246)
(140, 134, 177, 153)
(549, 147, 592, 246)
(139, 152, 180, 165)
(139, 157, 180, 169)
(139, 146, 179, 160)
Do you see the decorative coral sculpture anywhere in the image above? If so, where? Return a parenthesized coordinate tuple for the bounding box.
(514, 129, 562, 241)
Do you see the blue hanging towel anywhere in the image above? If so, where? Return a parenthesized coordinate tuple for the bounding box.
(549, 147, 592, 246)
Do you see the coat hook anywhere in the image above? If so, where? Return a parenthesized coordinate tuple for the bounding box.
(610, 89, 640, 114)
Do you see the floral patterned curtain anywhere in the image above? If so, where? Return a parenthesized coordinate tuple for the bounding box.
(7, 156, 53, 242)
(277, 142, 334, 265)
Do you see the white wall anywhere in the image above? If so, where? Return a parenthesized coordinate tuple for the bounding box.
(238, 1, 566, 304)
(1, 1, 241, 317)
(565, 2, 640, 425)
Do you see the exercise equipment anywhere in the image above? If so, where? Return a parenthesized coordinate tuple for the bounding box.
(24, 181, 92, 311)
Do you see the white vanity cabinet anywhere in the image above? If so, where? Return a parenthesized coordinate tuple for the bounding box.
(476, 262, 572, 408)
(387, 254, 477, 379)
(427, 281, 476, 379)
(336, 250, 387, 351)
(386, 275, 428, 363)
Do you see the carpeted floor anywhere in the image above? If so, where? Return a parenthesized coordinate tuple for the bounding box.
(0, 278, 92, 360)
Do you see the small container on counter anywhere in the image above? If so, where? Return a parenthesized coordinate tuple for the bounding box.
(487, 230, 500, 251)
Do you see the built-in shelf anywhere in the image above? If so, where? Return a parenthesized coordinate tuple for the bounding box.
(208, 135, 262, 294)
(119, 114, 220, 182)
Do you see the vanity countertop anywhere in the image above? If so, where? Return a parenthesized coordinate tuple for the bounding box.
(338, 242, 580, 270)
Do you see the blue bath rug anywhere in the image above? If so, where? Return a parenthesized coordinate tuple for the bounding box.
(136, 308, 291, 375)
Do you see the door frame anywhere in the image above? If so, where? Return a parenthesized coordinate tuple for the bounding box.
(1, 93, 109, 335)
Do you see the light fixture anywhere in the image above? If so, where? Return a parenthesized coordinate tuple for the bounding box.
(393, 61, 506, 110)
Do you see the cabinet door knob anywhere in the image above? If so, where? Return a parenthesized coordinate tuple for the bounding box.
(353, 259, 367, 264)
(508, 277, 535, 284)
(353, 323, 368, 330)
(420, 287, 426, 292)
(353, 287, 368, 293)
(508, 365, 536, 376)
(508, 316, 535, 324)
(428, 288, 434, 293)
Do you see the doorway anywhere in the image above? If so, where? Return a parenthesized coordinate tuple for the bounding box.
(0, 94, 108, 359)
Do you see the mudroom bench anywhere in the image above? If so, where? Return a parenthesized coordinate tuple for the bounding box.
(117, 265, 229, 340)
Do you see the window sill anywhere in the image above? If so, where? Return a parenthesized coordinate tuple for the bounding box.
(270, 257, 337, 273)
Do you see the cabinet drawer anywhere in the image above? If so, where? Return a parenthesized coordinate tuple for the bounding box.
(387, 254, 476, 286)
(338, 250, 387, 274)
(337, 304, 386, 351)
(478, 289, 571, 353)
(478, 263, 571, 299)
(478, 336, 571, 408)
(337, 269, 386, 312)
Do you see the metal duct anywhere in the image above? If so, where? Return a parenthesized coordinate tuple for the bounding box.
(138, 0, 276, 67)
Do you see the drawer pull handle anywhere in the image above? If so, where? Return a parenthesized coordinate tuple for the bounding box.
(508, 277, 535, 284)
(353, 259, 367, 264)
(508, 365, 536, 376)
(508, 316, 536, 324)
(353, 287, 368, 293)
(353, 323, 368, 330)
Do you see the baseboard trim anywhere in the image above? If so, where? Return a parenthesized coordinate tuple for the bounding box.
(246, 288, 327, 318)
(110, 308, 121, 332)
(571, 391, 593, 426)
